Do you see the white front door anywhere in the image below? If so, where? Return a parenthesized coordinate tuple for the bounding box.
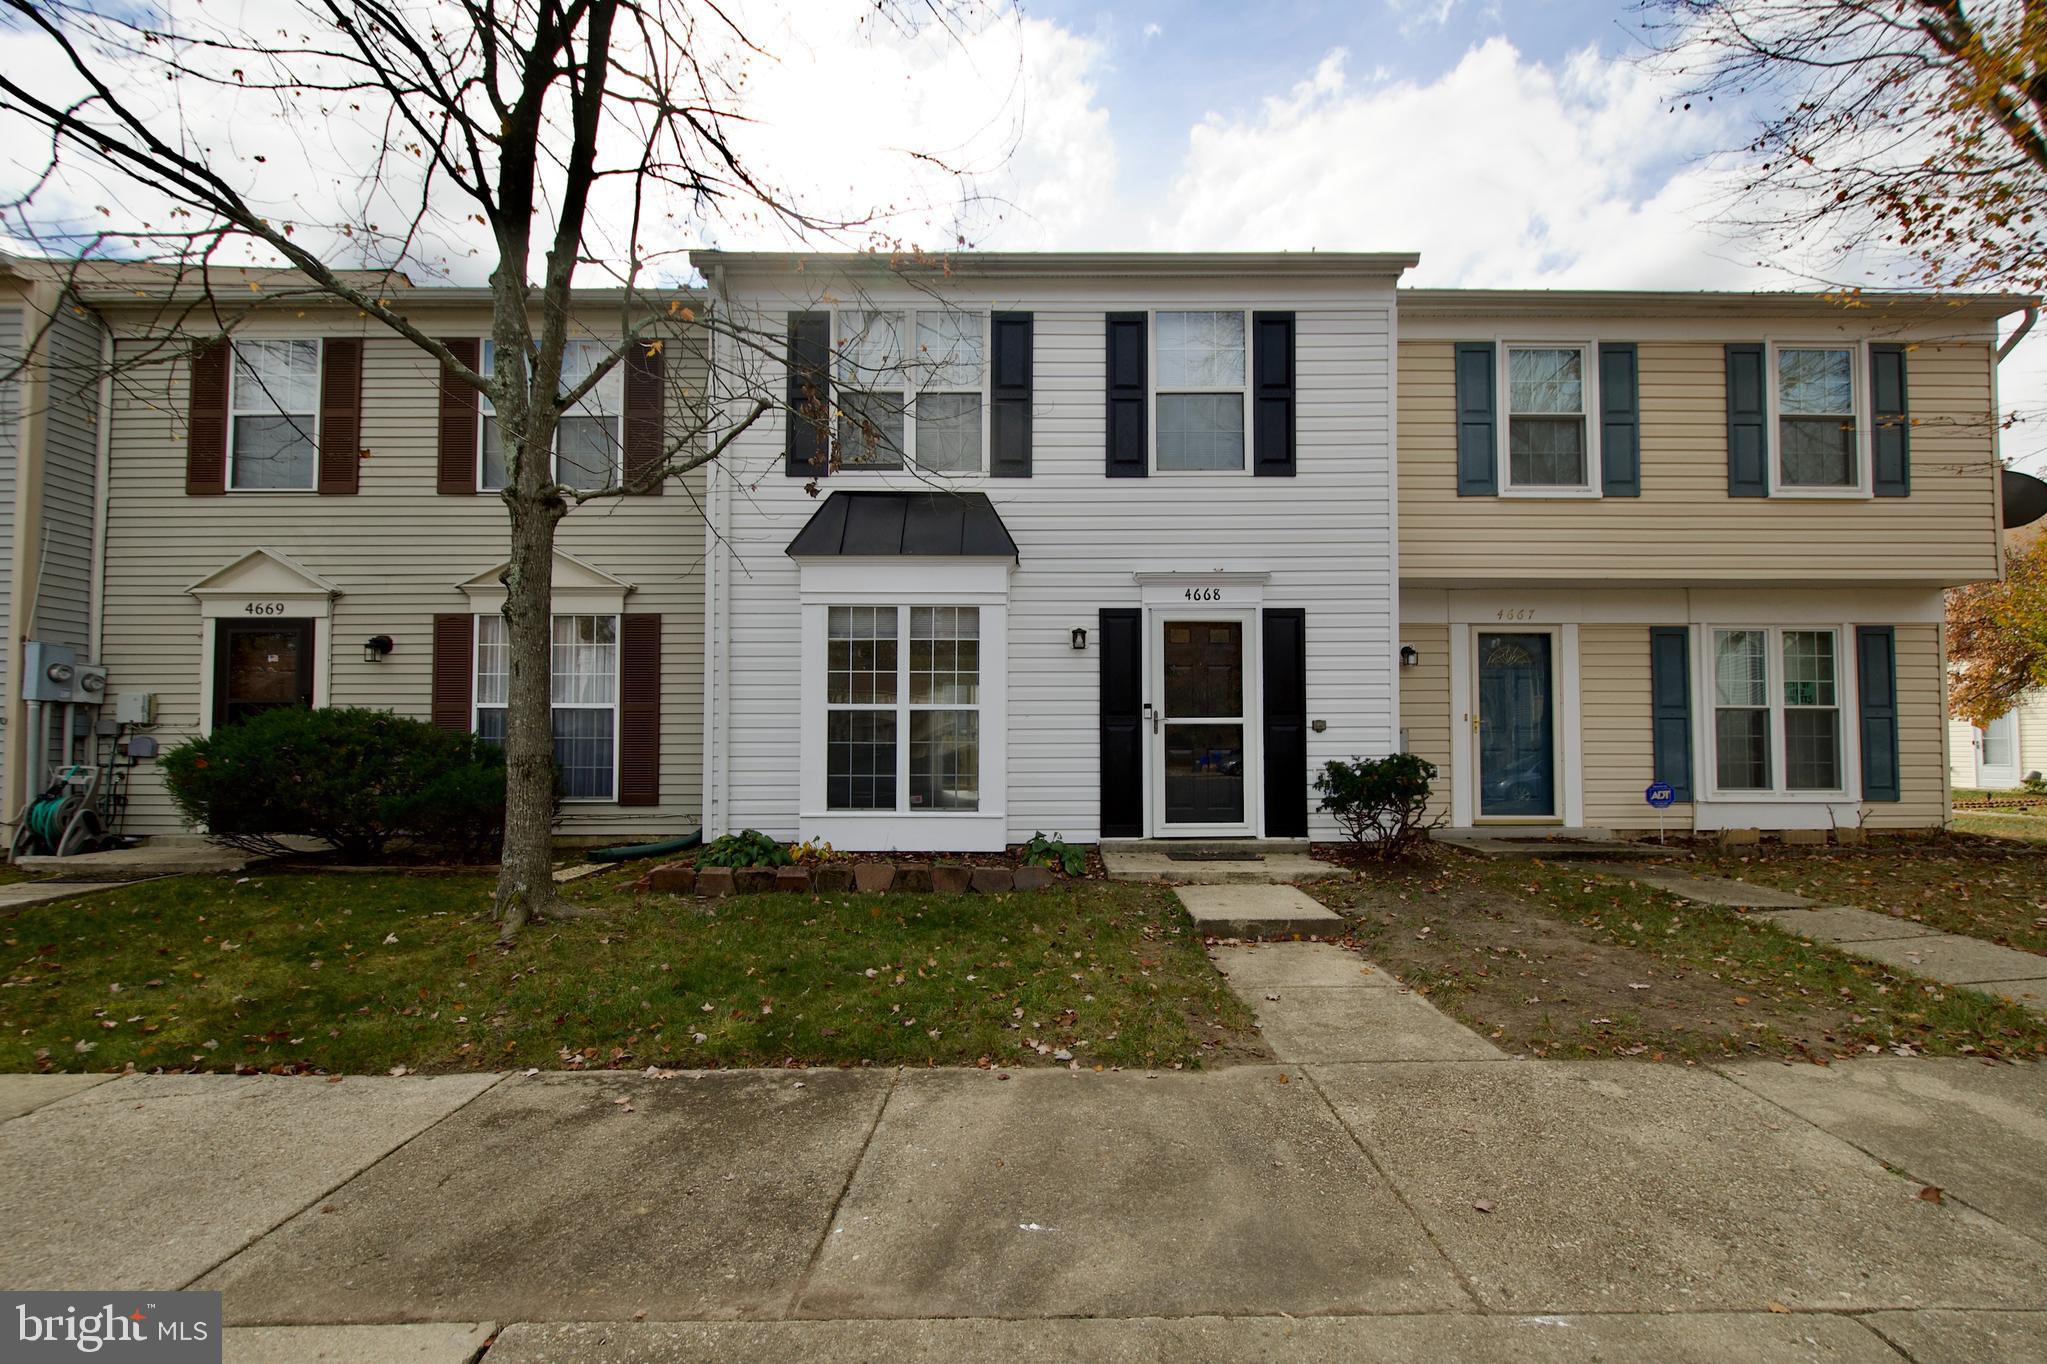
(1148, 610, 1258, 836)
(1976, 711, 2021, 789)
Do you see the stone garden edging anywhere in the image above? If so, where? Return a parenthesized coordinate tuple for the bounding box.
(637, 861, 1062, 898)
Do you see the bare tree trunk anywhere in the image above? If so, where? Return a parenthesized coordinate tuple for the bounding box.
(495, 478, 564, 940)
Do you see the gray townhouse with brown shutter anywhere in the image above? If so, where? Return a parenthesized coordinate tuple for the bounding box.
(78, 271, 710, 842)
(37, 253, 2030, 851)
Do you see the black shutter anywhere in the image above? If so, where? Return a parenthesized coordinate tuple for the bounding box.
(1872, 343, 1910, 497)
(1099, 608, 1143, 837)
(436, 337, 480, 495)
(317, 338, 363, 495)
(619, 614, 661, 804)
(1858, 626, 1901, 802)
(1649, 626, 1692, 801)
(1725, 343, 1769, 497)
(1105, 313, 1147, 478)
(1252, 312, 1296, 477)
(1454, 342, 1497, 496)
(785, 311, 830, 478)
(990, 311, 1033, 478)
(186, 338, 229, 496)
(430, 614, 473, 732)
(1261, 608, 1308, 836)
(623, 343, 665, 495)
(1599, 342, 1640, 497)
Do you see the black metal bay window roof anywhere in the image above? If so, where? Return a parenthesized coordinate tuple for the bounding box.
(785, 491, 1019, 559)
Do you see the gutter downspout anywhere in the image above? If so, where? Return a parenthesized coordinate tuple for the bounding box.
(1998, 305, 2037, 362)
(4, 280, 57, 827)
(89, 321, 112, 663)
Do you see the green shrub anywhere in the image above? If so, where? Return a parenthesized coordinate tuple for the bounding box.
(697, 829, 793, 868)
(1022, 831, 1087, 876)
(161, 707, 508, 862)
(1314, 754, 1441, 861)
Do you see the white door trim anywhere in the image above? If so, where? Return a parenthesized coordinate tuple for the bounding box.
(1452, 622, 1583, 828)
(1145, 605, 1262, 838)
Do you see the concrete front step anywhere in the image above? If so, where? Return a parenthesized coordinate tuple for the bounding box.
(1102, 839, 1338, 884)
(1433, 828, 1678, 861)
(1174, 884, 1346, 939)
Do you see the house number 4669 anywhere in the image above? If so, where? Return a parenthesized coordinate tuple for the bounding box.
(1183, 587, 1223, 602)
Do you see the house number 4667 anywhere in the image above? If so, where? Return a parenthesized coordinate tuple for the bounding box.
(1183, 587, 1223, 602)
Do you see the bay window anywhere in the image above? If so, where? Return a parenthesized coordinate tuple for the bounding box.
(479, 338, 623, 492)
(1503, 345, 1592, 491)
(1774, 346, 1858, 490)
(1711, 626, 1843, 794)
(826, 604, 979, 812)
(1155, 311, 1247, 471)
(229, 339, 321, 490)
(474, 613, 619, 800)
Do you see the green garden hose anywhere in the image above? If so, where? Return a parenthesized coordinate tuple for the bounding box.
(586, 830, 703, 863)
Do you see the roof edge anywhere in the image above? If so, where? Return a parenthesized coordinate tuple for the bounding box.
(1399, 287, 2038, 319)
(694, 250, 1420, 281)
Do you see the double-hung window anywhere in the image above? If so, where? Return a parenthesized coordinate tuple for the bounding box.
(1774, 346, 1859, 490)
(1503, 345, 1593, 491)
(826, 604, 980, 812)
(1154, 311, 1246, 471)
(833, 310, 988, 473)
(479, 338, 623, 492)
(474, 613, 619, 800)
(228, 339, 321, 490)
(1711, 626, 1843, 794)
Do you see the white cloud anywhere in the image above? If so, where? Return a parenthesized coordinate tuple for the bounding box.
(1143, 23, 1163, 40)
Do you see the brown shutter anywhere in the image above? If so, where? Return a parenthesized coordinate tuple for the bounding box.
(318, 338, 363, 494)
(186, 338, 230, 495)
(437, 336, 480, 495)
(619, 613, 661, 805)
(431, 613, 473, 731)
(622, 343, 664, 495)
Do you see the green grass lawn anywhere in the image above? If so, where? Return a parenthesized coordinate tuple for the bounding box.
(1691, 833, 2047, 957)
(0, 870, 1255, 1075)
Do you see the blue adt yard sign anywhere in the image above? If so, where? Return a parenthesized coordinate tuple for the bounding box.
(1645, 782, 1677, 809)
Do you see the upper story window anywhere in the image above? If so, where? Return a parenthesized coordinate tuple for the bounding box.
(474, 612, 619, 800)
(834, 310, 988, 473)
(1154, 311, 1246, 472)
(1774, 346, 1859, 491)
(479, 338, 623, 493)
(229, 340, 321, 490)
(1710, 625, 1843, 795)
(1503, 345, 1595, 493)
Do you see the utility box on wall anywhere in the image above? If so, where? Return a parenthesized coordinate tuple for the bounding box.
(114, 692, 155, 725)
(20, 642, 78, 703)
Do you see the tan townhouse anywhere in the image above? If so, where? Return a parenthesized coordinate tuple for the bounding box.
(1396, 289, 2023, 836)
(78, 274, 711, 844)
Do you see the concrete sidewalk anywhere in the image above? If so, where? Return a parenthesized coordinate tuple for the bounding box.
(4, 1059, 2047, 1360)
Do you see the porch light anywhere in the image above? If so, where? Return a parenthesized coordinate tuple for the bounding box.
(1399, 645, 1420, 669)
(363, 635, 395, 663)
(1071, 627, 1088, 652)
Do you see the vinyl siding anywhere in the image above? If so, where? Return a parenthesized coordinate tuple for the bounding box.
(711, 279, 1401, 843)
(1397, 623, 1451, 823)
(0, 305, 18, 719)
(1580, 623, 1694, 830)
(1865, 624, 1947, 828)
(36, 300, 100, 653)
(1398, 339, 2000, 584)
(1948, 686, 2047, 789)
(99, 317, 708, 838)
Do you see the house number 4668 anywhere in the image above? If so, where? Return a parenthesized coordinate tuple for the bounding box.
(1183, 587, 1223, 602)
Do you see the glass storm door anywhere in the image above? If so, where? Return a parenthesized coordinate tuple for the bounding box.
(1476, 631, 1556, 818)
(214, 618, 316, 728)
(1157, 618, 1249, 830)
(1976, 712, 2020, 789)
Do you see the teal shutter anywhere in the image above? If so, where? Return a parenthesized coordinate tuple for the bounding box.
(1455, 343, 1497, 496)
(1725, 343, 1768, 497)
(1599, 342, 1640, 497)
(1872, 344, 1910, 497)
(1649, 627, 1692, 801)
(1857, 626, 1900, 802)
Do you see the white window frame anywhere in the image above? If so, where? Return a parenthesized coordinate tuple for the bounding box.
(822, 604, 984, 815)
(830, 309, 991, 475)
(472, 611, 621, 803)
(1149, 308, 1251, 476)
(1496, 340, 1600, 498)
(226, 338, 322, 493)
(1766, 339, 1871, 499)
(476, 337, 625, 493)
(1704, 623, 1850, 799)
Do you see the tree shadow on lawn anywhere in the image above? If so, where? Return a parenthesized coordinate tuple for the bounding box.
(1303, 848, 2047, 1065)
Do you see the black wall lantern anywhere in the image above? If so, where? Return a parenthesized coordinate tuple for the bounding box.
(1399, 645, 1420, 669)
(1071, 627, 1088, 651)
(363, 635, 395, 663)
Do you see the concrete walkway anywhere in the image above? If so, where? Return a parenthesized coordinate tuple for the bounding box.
(1210, 940, 1506, 1062)
(1599, 864, 2047, 1015)
(9, 1056, 2047, 1360)
(0, 877, 132, 915)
